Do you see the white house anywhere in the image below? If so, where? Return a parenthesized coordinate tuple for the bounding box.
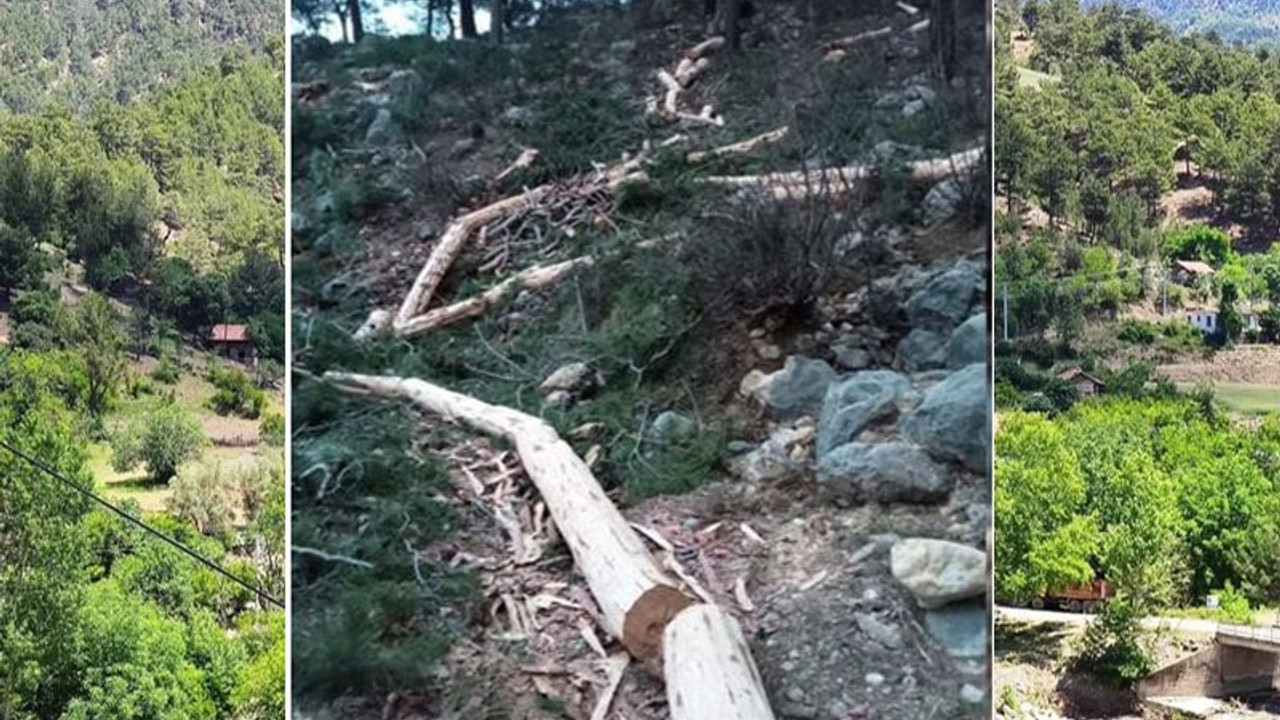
(1184, 308, 1259, 334)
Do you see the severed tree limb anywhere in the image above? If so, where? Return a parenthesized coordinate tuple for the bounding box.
(825, 25, 892, 50)
(326, 372, 776, 720)
(658, 68, 683, 116)
(686, 36, 726, 59)
(394, 235, 678, 338)
(376, 153, 651, 338)
(494, 148, 539, 184)
(701, 146, 984, 199)
(686, 126, 790, 165)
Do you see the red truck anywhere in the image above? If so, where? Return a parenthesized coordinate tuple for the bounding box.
(1027, 578, 1114, 613)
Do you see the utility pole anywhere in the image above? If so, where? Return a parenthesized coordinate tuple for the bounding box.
(1002, 284, 1009, 342)
(1161, 267, 1168, 317)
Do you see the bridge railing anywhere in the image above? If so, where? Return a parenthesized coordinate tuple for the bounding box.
(1216, 621, 1280, 646)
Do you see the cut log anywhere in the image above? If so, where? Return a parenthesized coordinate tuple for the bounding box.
(686, 36, 726, 59)
(675, 56, 712, 87)
(825, 25, 892, 50)
(394, 234, 677, 338)
(701, 146, 984, 199)
(494, 148, 539, 184)
(665, 605, 777, 720)
(393, 185, 553, 329)
(658, 68, 683, 115)
(324, 373, 696, 659)
(328, 372, 779, 720)
(686, 126, 790, 164)
(384, 160, 648, 335)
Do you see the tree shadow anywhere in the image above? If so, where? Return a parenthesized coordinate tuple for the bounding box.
(995, 621, 1074, 668)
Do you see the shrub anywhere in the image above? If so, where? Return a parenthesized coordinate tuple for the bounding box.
(1070, 597, 1155, 686)
(1116, 320, 1158, 345)
(1164, 225, 1233, 267)
(152, 356, 182, 384)
(112, 405, 206, 483)
(166, 464, 233, 536)
(208, 364, 267, 419)
(259, 412, 285, 446)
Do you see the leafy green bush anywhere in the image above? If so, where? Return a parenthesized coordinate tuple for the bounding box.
(208, 364, 267, 419)
(1164, 225, 1234, 267)
(111, 405, 206, 483)
(1070, 597, 1155, 686)
(152, 356, 182, 384)
(1116, 320, 1158, 345)
(259, 412, 285, 446)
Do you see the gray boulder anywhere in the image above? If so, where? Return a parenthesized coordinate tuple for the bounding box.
(817, 371, 910, 458)
(817, 442, 951, 504)
(365, 108, 405, 146)
(890, 538, 986, 608)
(897, 328, 949, 372)
(947, 313, 986, 369)
(900, 363, 988, 472)
(905, 261, 982, 331)
(922, 178, 966, 225)
(649, 411, 697, 445)
(753, 356, 838, 419)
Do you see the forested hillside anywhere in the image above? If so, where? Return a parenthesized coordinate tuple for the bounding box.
(0, 1, 286, 718)
(1077, 0, 1280, 44)
(994, 0, 1280, 710)
(0, 0, 283, 113)
(0, 50, 286, 362)
(996, 0, 1280, 409)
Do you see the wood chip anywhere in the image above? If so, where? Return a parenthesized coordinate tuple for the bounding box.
(798, 570, 829, 592)
(630, 523, 675, 551)
(589, 654, 630, 720)
(578, 618, 608, 659)
(697, 521, 724, 537)
(734, 576, 756, 612)
(739, 523, 765, 544)
(662, 555, 715, 604)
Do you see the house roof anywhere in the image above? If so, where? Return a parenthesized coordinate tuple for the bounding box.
(1173, 259, 1215, 276)
(211, 324, 249, 342)
(1058, 367, 1105, 387)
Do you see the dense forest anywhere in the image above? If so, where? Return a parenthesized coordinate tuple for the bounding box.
(996, 0, 1280, 355)
(0, 1, 286, 718)
(0, 349, 286, 720)
(0, 0, 282, 113)
(0, 49, 286, 363)
(1078, 0, 1280, 44)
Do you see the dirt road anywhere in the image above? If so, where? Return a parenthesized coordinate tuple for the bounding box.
(997, 606, 1222, 635)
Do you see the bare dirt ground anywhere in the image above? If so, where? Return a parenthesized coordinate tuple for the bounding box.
(1157, 345, 1280, 386)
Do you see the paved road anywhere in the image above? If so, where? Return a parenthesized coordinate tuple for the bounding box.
(997, 606, 1220, 635)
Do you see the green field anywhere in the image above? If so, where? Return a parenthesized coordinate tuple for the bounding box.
(1017, 66, 1059, 89)
(1178, 382, 1280, 416)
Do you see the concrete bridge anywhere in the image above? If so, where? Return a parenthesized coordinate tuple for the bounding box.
(1138, 624, 1280, 699)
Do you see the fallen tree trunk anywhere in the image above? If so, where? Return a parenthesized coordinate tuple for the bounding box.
(325, 373, 776, 720)
(665, 605, 776, 720)
(686, 126, 790, 164)
(382, 154, 650, 336)
(394, 234, 677, 338)
(701, 146, 984, 199)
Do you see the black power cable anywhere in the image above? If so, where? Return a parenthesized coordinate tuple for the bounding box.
(0, 438, 285, 609)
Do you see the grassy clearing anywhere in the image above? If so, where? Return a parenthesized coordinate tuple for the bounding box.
(1016, 66, 1058, 89)
(94, 352, 284, 516)
(1176, 381, 1280, 416)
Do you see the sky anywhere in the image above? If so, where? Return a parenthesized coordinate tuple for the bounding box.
(295, 1, 491, 41)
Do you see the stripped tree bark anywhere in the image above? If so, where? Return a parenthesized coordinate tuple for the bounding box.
(686, 126, 790, 165)
(394, 235, 678, 338)
(701, 146, 984, 199)
(365, 152, 650, 339)
(326, 373, 777, 720)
